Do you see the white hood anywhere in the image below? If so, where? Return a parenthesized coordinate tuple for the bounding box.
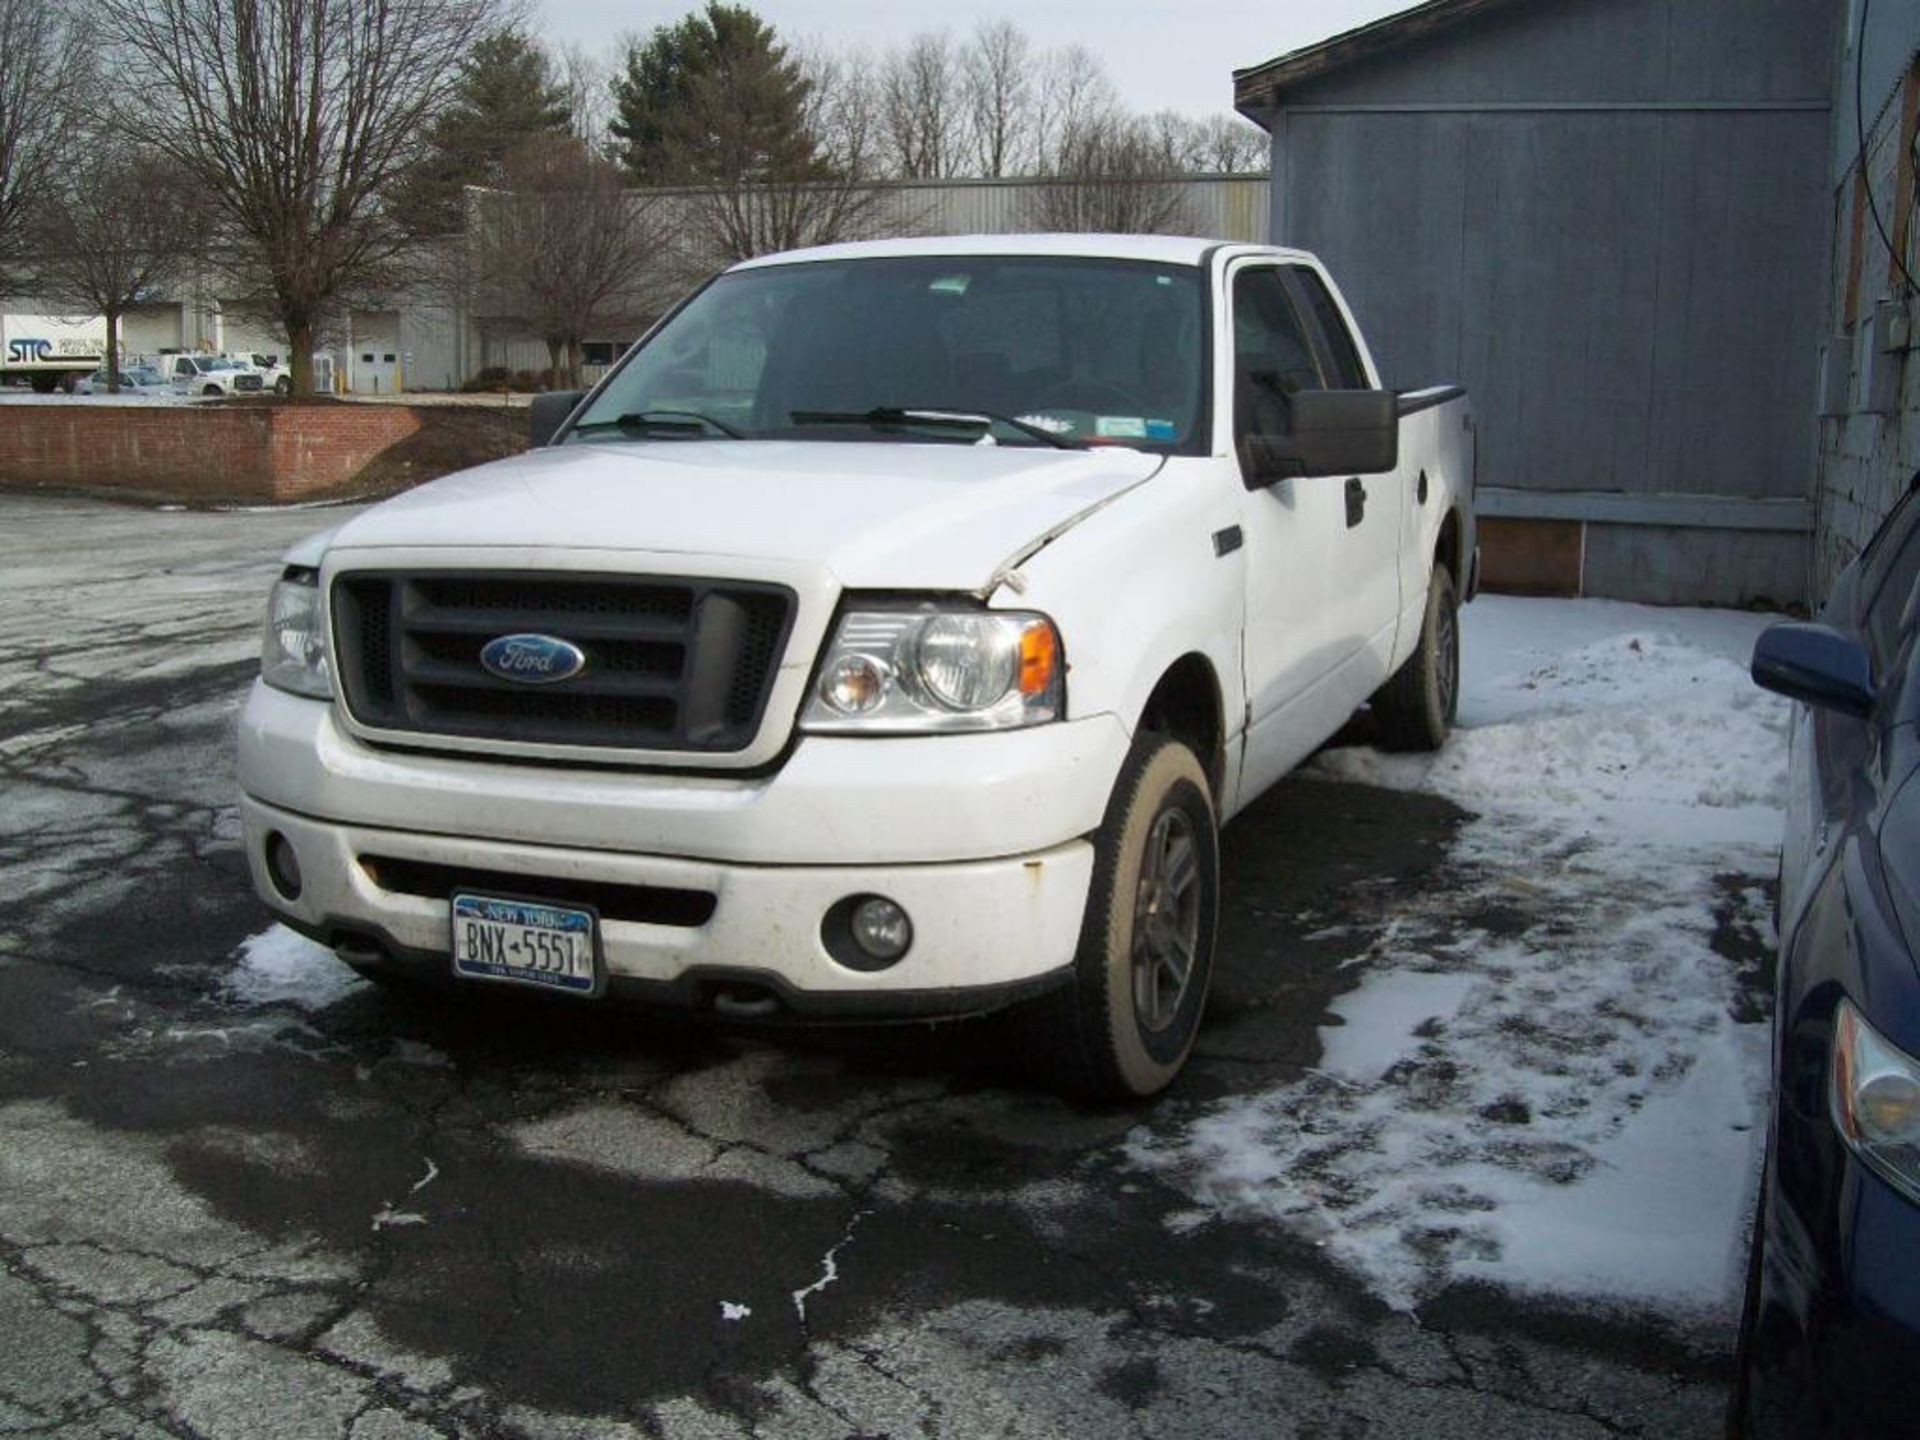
(325, 439, 1164, 591)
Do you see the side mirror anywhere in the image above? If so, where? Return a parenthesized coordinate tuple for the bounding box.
(1751, 622, 1876, 718)
(1243, 388, 1399, 485)
(529, 390, 585, 448)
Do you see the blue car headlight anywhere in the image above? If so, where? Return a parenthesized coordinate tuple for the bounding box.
(1832, 998, 1920, 1201)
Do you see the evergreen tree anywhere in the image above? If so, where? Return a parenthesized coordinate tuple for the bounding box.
(401, 28, 571, 234)
(609, 4, 822, 186)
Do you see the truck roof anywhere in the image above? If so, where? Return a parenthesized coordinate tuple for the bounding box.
(728, 234, 1308, 271)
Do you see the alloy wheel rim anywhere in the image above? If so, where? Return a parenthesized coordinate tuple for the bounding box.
(1437, 600, 1459, 721)
(1132, 806, 1201, 1033)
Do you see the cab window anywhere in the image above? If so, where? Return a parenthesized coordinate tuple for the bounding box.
(1231, 268, 1324, 451)
(1288, 267, 1369, 389)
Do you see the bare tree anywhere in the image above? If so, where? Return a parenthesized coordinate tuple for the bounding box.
(677, 168, 884, 267)
(555, 39, 613, 151)
(1197, 114, 1270, 175)
(1143, 110, 1269, 175)
(800, 45, 881, 182)
(1034, 45, 1122, 173)
(0, 0, 88, 294)
(1028, 113, 1195, 236)
(33, 142, 207, 391)
(96, 0, 504, 395)
(469, 133, 670, 388)
(961, 20, 1033, 179)
(879, 32, 964, 179)
(668, 38, 886, 265)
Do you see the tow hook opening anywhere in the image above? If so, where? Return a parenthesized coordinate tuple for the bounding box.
(709, 984, 783, 1020)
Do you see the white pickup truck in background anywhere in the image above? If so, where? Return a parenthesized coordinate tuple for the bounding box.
(239, 235, 1476, 1099)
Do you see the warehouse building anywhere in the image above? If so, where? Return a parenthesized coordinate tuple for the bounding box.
(1238, 0, 1836, 607)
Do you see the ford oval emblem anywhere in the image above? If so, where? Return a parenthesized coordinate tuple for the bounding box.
(479, 633, 587, 684)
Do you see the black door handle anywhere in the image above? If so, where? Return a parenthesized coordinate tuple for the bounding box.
(1345, 477, 1366, 529)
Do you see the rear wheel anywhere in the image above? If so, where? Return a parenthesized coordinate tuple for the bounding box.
(1031, 734, 1219, 1100)
(1372, 564, 1459, 751)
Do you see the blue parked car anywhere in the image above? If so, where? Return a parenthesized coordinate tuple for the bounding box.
(1735, 479, 1920, 1435)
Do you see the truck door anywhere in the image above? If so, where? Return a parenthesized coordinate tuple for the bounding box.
(1284, 263, 1409, 673)
(1230, 261, 1404, 804)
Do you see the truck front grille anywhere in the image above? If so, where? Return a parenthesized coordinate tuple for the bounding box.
(233, 374, 264, 392)
(331, 571, 795, 753)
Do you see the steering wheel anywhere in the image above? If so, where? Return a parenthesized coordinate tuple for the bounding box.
(1031, 377, 1142, 413)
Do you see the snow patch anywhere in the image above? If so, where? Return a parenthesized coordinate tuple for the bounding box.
(1319, 970, 1477, 1083)
(1132, 596, 1786, 1314)
(226, 926, 365, 1011)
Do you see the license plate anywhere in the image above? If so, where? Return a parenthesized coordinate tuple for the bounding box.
(450, 893, 599, 996)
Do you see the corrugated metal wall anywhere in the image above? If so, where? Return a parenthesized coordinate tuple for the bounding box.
(860, 176, 1270, 242)
(1261, 0, 1836, 606)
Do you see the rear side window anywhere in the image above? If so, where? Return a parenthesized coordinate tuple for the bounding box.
(1287, 267, 1369, 389)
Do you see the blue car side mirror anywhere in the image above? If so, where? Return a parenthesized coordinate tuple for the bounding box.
(1752, 623, 1877, 719)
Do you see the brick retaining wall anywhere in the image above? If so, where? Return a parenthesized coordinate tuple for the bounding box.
(0, 404, 421, 503)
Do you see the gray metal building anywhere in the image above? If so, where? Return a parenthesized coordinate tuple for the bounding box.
(1238, 0, 1838, 606)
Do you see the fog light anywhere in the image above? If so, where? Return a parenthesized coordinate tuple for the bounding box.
(851, 897, 912, 961)
(265, 831, 303, 901)
(822, 894, 914, 971)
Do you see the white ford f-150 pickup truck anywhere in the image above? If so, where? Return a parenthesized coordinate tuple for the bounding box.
(239, 234, 1476, 1098)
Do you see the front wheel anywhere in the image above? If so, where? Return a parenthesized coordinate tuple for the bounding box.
(1372, 564, 1459, 751)
(274, 376, 291, 396)
(1032, 734, 1220, 1100)
(203, 384, 222, 396)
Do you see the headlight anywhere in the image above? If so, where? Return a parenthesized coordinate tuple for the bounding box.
(261, 566, 332, 699)
(1832, 998, 1920, 1201)
(801, 606, 1062, 733)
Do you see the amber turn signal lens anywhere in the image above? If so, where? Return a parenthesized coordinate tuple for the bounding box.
(1018, 621, 1059, 697)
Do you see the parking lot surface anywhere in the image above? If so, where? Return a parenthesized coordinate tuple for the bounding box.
(0, 494, 1772, 1437)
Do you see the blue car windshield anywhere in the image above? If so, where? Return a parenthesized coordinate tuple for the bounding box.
(569, 255, 1210, 453)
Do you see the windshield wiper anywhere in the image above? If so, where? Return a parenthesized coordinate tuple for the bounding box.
(788, 407, 1078, 450)
(570, 409, 743, 439)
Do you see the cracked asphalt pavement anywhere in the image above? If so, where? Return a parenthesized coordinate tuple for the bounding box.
(0, 494, 1735, 1437)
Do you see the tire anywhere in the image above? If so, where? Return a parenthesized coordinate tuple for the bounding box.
(1372, 564, 1459, 752)
(1030, 734, 1220, 1100)
(274, 376, 291, 396)
(203, 384, 222, 396)
(29, 374, 55, 395)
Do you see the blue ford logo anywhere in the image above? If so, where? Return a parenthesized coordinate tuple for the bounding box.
(479, 633, 587, 684)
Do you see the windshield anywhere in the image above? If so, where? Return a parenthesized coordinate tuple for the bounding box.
(569, 255, 1210, 452)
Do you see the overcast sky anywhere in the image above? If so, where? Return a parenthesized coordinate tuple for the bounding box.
(539, 1, 1424, 121)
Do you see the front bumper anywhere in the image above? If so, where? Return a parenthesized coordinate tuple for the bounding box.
(1750, 1130, 1920, 1435)
(243, 795, 1093, 1015)
(237, 683, 1126, 1012)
